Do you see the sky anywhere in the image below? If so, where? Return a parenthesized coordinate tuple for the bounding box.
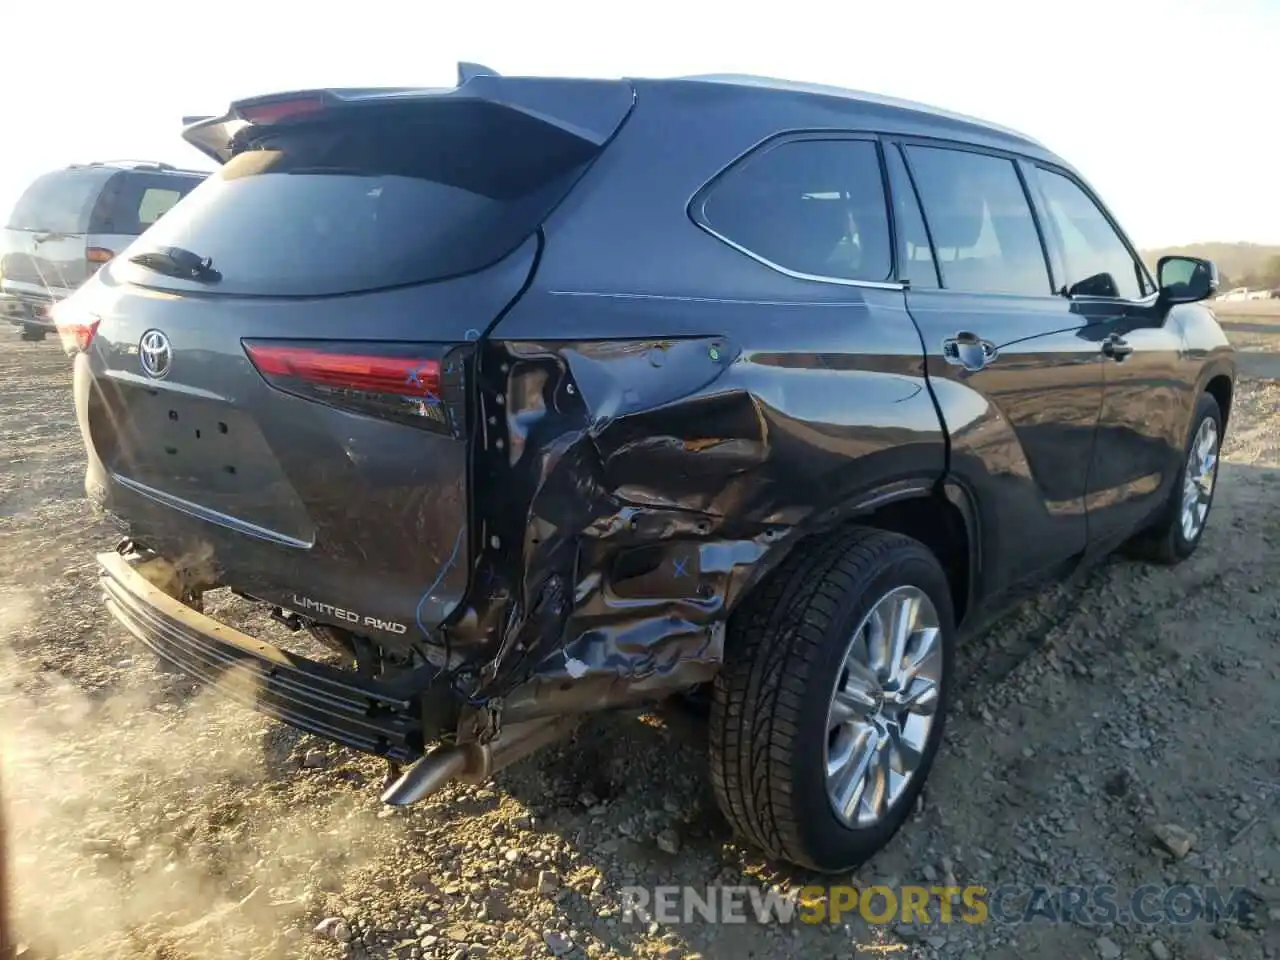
(1, 0, 1276, 249)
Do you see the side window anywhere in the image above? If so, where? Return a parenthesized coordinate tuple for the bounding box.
(698, 139, 893, 283)
(90, 175, 201, 236)
(138, 188, 184, 227)
(904, 145, 1051, 297)
(884, 145, 939, 289)
(1033, 168, 1147, 300)
(88, 176, 135, 234)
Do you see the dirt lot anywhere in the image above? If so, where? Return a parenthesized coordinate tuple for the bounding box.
(2, 307, 1279, 960)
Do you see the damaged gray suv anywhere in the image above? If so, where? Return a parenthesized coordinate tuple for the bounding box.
(61, 64, 1235, 872)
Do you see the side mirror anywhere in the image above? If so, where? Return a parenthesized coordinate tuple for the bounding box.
(1157, 255, 1219, 305)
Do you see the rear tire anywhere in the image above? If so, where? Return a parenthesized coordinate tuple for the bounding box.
(20, 324, 46, 342)
(1124, 392, 1222, 566)
(709, 526, 955, 873)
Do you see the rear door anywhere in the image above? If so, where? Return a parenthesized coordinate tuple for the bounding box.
(79, 83, 632, 640)
(890, 139, 1111, 603)
(1, 167, 112, 301)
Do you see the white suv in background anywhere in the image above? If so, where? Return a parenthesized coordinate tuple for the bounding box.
(1, 160, 206, 340)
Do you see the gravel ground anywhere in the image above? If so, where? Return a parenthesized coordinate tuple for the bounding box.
(1, 313, 1279, 960)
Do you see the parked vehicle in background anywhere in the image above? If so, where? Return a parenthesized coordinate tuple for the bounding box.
(1215, 287, 1276, 302)
(1, 161, 206, 340)
(60, 65, 1234, 873)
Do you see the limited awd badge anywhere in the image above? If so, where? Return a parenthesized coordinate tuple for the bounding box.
(139, 329, 173, 379)
(290, 594, 409, 635)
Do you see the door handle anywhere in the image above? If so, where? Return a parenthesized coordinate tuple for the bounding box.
(1101, 334, 1133, 361)
(942, 331, 999, 372)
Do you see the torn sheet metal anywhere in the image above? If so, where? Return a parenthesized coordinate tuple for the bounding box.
(443, 331, 941, 722)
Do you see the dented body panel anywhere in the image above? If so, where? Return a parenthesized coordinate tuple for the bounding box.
(465, 306, 944, 716)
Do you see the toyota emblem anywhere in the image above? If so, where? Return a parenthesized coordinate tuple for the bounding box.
(139, 330, 173, 380)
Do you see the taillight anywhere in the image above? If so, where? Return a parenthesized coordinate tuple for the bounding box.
(86, 247, 115, 266)
(53, 310, 101, 355)
(244, 341, 458, 432)
(238, 96, 326, 125)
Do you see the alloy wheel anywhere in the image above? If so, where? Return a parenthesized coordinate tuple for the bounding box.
(1180, 417, 1219, 542)
(824, 585, 942, 829)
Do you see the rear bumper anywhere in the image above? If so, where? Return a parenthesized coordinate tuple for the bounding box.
(97, 550, 426, 763)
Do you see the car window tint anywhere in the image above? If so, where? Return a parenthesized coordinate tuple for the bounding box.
(885, 145, 939, 289)
(699, 139, 892, 283)
(91, 174, 203, 236)
(1034, 167, 1146, 300)
(137, 188, 184, 227)
(904, 146, 1051, 297)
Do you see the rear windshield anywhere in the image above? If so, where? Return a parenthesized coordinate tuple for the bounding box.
(118, 101, 600, 296)
(6, 169, 109, 234)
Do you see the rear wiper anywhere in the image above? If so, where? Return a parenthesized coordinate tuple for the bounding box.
(128, 246, 222, 284)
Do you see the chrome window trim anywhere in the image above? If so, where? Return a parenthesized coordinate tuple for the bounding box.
(692, 221, 906, 291)
(1066, 290, 1162, 307)
(688, 131, 906, 292)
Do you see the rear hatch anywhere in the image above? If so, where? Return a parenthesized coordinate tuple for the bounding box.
(1, 166, 113, 303)
(81, 74, 633, 638)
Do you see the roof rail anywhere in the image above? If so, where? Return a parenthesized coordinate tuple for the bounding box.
(67, 159, 210, 176)
(70, 159, 172, 170)
(673, 74, 1045, 149)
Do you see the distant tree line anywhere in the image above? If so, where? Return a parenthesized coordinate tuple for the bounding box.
(1223, 254, 1280, 292)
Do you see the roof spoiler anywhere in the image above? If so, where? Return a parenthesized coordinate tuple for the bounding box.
(181, 62, 632, 166)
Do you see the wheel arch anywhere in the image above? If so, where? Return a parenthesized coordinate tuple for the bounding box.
(738, 479, 980, 630)
(851, 481, 978, 628)
(1200, 366, 1234, 432)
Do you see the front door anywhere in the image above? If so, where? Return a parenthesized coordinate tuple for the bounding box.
(887, 140, 1110, 605)
(1023, 163, 1187, 543)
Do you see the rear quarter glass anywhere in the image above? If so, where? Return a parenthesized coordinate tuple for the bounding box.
(115, 102, 603, 297)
